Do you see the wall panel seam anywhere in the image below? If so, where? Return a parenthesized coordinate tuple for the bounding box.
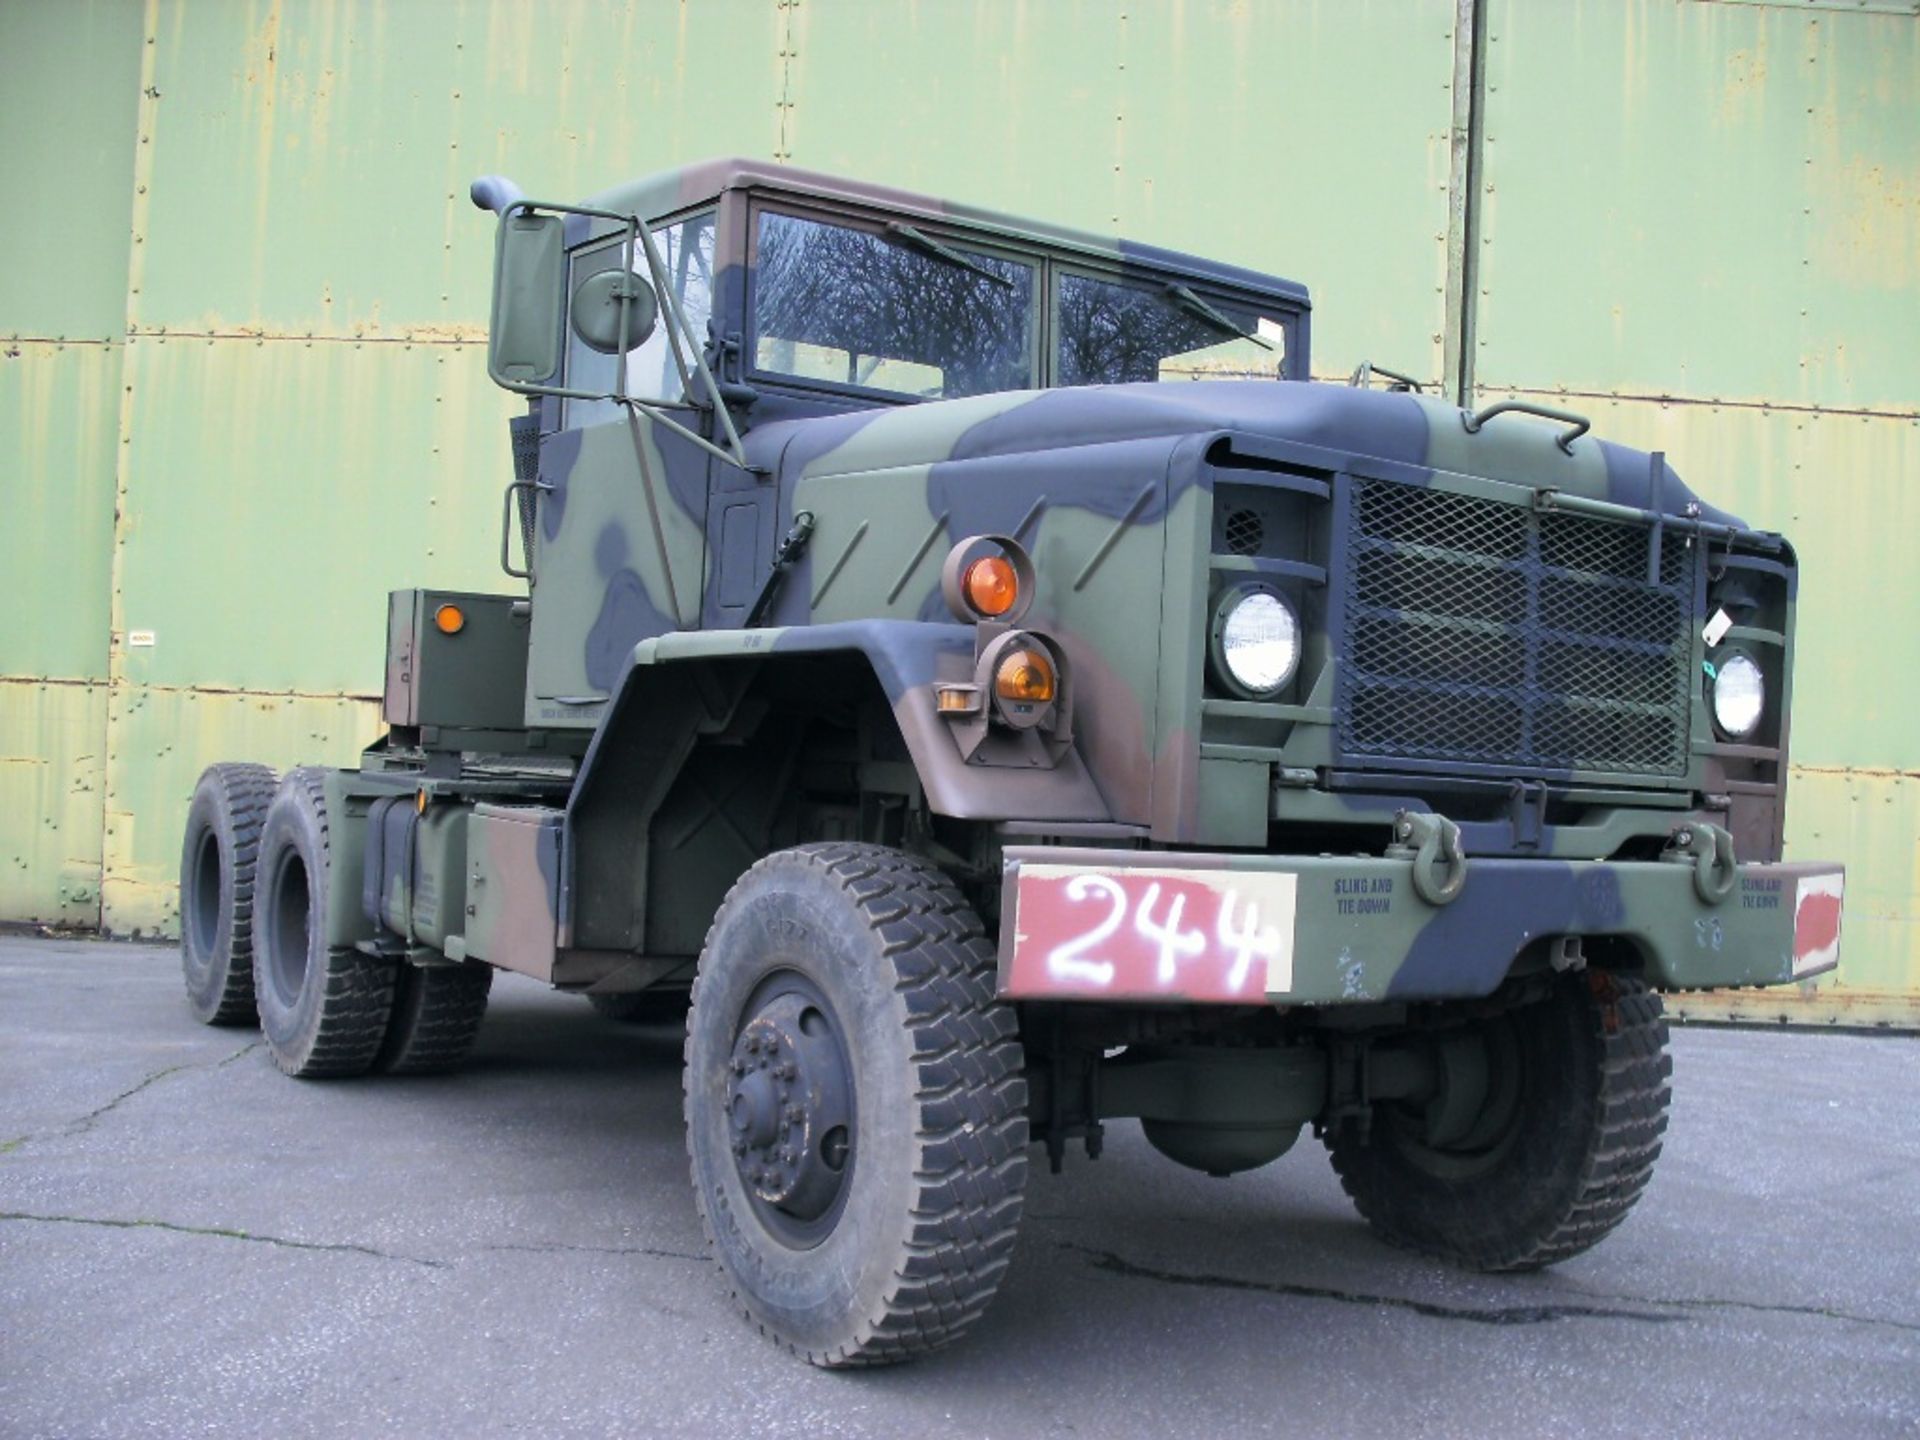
(1483, 382, 1919, 425)
(98, 0, 163, 936)
(123, 331, 486, 347)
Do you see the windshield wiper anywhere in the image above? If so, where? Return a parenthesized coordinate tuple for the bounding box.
(885, 222, 1016, 290)
(1163, 283, 1274, 351)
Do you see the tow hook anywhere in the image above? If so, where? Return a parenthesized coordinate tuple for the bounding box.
(1664, 821, 1738, 905)
(1389, 810, 1467, 906)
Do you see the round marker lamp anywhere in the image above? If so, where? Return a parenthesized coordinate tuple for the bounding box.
(964, 556, 1020, 618)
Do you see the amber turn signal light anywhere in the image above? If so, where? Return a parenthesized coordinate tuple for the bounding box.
(963, 556, 1019, 618)
(994, 648, 1056, 704)
(433, 603, 466, 635)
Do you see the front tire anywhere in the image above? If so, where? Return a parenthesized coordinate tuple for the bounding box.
(177, 763, 278, 1025)
(253, 769, 397, 1078)
(684, 843, 1028, 1367)
(1324, 969, 1671, 1272)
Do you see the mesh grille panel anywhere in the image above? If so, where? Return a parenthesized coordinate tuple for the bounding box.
(1339, 479, 1695, 777)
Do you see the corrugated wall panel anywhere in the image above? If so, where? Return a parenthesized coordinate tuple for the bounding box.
(0, 0, 143, 341)
(0, 0, 144, 930)
(786, 0, 1460, 384)
(0, 681, 107, 927)
(1114, 0, 1459, 385)
(783, 4, 1128, 235)
(135, 0, 782, 339)
(111, 336, 511, 693)
(1, 343, 123, 683)
(99, 687, 382, 935)
(1475, 0, 1920, 410)
(95, 0, 789, 929)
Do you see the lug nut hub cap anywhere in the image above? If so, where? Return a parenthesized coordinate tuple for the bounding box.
(725, 990, 853, 1230)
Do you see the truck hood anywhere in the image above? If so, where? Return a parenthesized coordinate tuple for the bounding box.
(759, 380, 1741, 528)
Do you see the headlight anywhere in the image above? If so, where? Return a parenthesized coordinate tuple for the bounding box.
(1711, 652, 1765, 739)
(1211, 586, 1300, 697)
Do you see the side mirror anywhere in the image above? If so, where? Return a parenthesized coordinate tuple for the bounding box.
(487, 210, 566, 386)
(570, 269, 658, 355)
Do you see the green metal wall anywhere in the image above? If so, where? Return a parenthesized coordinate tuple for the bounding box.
(2, 0, 1914, 1024)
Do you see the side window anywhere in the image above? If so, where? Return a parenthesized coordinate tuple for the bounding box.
(1055, 272, 1286, 386)
(566, 211, 716, 424)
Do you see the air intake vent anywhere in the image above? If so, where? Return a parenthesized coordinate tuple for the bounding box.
(1223, 508, 1264, 556)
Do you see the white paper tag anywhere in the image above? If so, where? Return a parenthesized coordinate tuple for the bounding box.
(127, 630, 156, 648)
(1257, 317, 1287, 346)
(1702, 609, 1733, 647)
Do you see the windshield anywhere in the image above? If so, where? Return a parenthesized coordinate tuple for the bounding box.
(1056, 271, 1287, 385)
(752, 211, 1036, 400)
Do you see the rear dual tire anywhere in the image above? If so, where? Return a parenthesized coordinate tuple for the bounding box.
(252, 769, 399, 1077)
(242, 767, 489, 1077)
(178, 763, 279, 1025)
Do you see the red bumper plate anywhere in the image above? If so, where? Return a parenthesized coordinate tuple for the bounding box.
(1002, 861, 1299, 1003)
(1792, 870, 1844, 978)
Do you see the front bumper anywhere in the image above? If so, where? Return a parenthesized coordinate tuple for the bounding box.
(997, 846, 1843, 1007)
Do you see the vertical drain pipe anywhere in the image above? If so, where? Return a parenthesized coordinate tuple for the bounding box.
(1441, 0, 1490, 409)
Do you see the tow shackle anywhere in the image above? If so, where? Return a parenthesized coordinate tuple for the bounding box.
(1389, 810, 1467, 907)
(1665, 821, 1738, 905)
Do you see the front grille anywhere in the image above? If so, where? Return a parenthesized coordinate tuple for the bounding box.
(1339, 478, 1696, 778)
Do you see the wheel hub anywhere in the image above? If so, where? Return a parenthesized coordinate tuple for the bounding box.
(724, 990, 853, 1229)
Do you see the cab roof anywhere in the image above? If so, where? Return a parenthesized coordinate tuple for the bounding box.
(584, 157, 1312, 310)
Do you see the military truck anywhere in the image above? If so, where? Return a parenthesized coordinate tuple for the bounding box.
(177, 159, 1843, 1366)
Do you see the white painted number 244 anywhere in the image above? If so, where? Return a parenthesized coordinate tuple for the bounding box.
(1046, 875, 1281, 993)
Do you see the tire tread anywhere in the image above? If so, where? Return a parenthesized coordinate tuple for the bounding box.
(377, 964, 493, 1074)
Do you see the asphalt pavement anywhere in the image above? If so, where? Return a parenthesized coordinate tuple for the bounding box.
(1, 935, 1915, 1439)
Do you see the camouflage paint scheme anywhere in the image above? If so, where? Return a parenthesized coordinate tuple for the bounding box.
(350, 159, 1836, 1006)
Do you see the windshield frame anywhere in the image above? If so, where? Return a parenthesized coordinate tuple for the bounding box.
(739, 191, 1312, 407)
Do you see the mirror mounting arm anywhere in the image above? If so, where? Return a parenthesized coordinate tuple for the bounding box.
(477, 187, 754, 475)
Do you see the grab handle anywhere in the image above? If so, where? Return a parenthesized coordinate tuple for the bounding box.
(1460, 399, 1592, 455)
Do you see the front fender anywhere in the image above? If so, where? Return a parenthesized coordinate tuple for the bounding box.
(603, 620, 1113, 824)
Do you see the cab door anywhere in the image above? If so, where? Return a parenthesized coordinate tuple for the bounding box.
(523, 214, 719, 726)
